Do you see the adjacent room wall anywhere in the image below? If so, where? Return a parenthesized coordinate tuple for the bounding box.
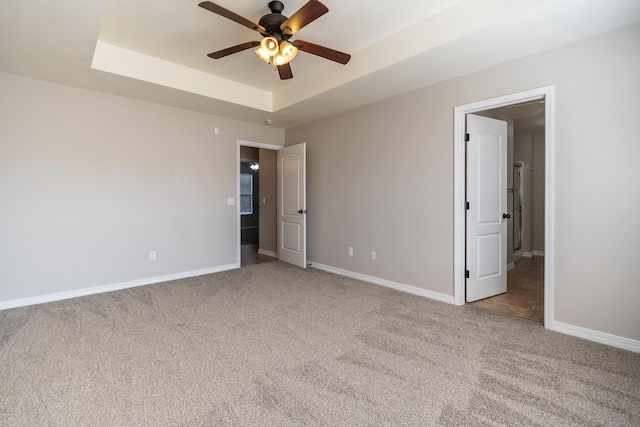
(258, 149, 277, 255)
(286, 23, 640, 341)
(240, 146, 259, 161)
(532, 130, 545, 254)
(0, 72, 284, 303)
(514, 129, 533, 255)
(513, 127, 546, 257)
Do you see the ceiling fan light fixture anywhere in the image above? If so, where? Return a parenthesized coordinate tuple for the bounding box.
(260, 36, 279, 56)
(273, 54, 285, 66)
(279, 41, 298, 62)
(272, 41, 298, 66)
(255, 48, 272, 63)
(200, 1, 351, 80)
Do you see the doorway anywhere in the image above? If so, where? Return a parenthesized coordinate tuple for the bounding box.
(466, 103, 546, 322)
(239, 154, 275, 267)
(237, 140, 281, 267)
(453, 86, 555, 328)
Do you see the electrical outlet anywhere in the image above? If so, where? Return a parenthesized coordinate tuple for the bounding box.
(150, 251, 156, 261)
(370, 250, 376, 261)
(348, 247, 353, 256)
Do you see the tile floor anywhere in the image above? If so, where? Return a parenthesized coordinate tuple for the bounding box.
(241, 244, 277, 267)
(469, 256, 544, 323)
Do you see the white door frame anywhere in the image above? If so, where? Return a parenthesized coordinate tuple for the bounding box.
(236, 139, 283, 267)
(453, 86, 555, 328)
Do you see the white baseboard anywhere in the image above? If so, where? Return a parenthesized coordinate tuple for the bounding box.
(551, 321, 640, 353)
(522, 251, 544, 257)
(258, 248, 277, 258)
(507, 262, 515, 271)
(0, 263, 239, 311)
(308, 261, 455, 305)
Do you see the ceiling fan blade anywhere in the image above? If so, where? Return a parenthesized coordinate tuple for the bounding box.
(293, 40, 351, 64)
(199, 1, 265, 33)
(207, 41, 261, 59)
(280, 0, 329, 35)
(277, 63, 293, 80)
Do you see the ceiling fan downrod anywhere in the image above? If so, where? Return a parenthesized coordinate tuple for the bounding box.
(268, 1, 285, 14)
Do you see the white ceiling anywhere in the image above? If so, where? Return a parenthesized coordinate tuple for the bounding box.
(1, 0, 639, 128)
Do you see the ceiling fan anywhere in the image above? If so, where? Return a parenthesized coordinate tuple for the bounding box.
(198, 0, 351, 80)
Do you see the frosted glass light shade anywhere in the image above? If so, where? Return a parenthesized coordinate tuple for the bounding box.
(260, 37, 279, 56)
(280, 41, 298, 61)
(255, 48, 271, 63)
(273, 41, 298, 65)
(255, 37, 298, 66)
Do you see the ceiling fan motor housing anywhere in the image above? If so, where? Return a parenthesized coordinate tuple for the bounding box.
(259, 1, 291, 40)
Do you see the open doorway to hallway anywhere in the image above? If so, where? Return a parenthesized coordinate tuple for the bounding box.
(239, 145, 277, 267)
(467, 100, 546, 323)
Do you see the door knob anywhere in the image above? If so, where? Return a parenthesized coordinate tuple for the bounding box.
(503, 213, 511, 219)
(298, 209, 307, 214)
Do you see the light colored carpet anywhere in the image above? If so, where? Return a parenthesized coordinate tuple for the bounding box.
(1, 261, 639, 426)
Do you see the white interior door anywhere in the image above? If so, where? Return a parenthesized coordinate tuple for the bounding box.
(466, 114, 508, 302)
(277, 143, 306, 268)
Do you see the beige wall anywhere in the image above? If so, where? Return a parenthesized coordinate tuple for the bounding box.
(0, 72, 284, 302)
(286, 23, 640, 341)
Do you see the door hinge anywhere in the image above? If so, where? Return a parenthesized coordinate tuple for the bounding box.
(465, 201, 470, 210)
(465, 133, 470, 142)
(465, 270, 470, 279)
